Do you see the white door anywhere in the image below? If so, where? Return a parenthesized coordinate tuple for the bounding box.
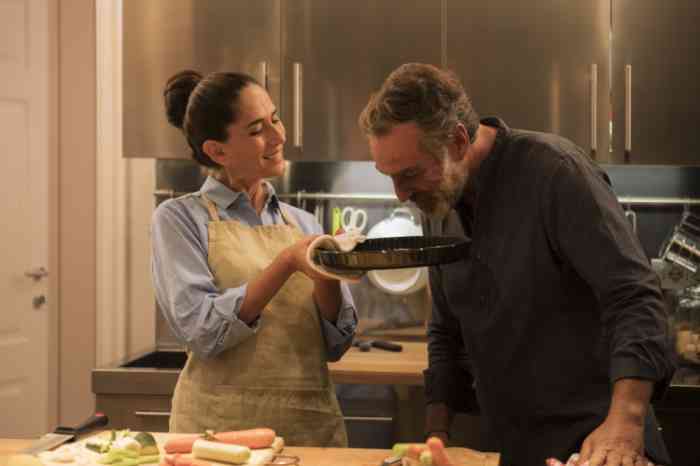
(0, 0, 55, 437)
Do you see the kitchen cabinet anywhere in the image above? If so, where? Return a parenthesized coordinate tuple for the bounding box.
(281, 0, 442, 161)
(96, 394, 171, 432)
(611, 0, 700, 165)
(445, 0, 611, 161)
(122, 0, 281, 159)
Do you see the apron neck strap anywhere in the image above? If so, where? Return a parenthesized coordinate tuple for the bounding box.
(200, 194, 221, 222)
(279, 206, 301, 231)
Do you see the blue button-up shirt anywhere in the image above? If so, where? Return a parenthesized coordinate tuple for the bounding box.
(151, 176, 358, 361)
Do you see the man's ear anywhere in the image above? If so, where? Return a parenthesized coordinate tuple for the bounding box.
(448, 123, 470, 161)
(202, 140, 226, 165)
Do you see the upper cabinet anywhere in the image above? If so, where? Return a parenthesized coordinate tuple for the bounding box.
(122, 0, 281, 159)
(281, 0, 442, 161)
(445, 0, 611, 161)
(122, 1, 700, 165)
(611, 0, 700, 165)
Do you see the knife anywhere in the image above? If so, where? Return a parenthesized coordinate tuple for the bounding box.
(20, 412, 109, 455)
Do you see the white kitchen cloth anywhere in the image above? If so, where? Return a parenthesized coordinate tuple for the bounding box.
(306, 231, 367, 282)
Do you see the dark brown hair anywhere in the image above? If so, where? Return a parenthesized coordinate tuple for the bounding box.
(358, 63, 480, 156)
(163, 70, 259, 167)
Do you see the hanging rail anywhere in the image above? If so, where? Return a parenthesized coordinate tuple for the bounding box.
(153, 189, 700, 206)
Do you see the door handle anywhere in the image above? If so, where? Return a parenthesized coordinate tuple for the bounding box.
(293, 62, 303, 149)
(258, 61, 268, 91)
(590, 63, 598, 157)
(134, 411, 171, 417)
(625, 64, 632, 162)
(25, 266, 49, 281)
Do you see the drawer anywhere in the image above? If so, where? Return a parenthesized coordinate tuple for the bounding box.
(96, 394, 172, 432)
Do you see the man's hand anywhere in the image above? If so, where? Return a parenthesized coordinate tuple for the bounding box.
(576, 415, 647, 466)
(546, 378, 658, 466)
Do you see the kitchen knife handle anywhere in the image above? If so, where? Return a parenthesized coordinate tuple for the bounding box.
(371, 340, 403, 352)
(55, 412, 109, 435)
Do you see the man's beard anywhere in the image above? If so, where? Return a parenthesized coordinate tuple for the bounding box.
(409, 157, 468, 220)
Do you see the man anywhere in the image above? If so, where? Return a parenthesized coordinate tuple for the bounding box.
(358, 63, 676, 466)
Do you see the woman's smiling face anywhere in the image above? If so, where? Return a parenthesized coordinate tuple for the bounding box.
(213, 84, 287, 184)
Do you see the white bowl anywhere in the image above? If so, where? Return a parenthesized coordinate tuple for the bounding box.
(366, 208, 428, 296)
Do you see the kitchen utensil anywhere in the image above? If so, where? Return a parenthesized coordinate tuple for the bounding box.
(340, 207, 368, 233)
(315, 236, 471, 270)
(331, 207, 342, 235)
(353, 339, 403, 352)
(366, 207, 428, 295)
(20, 412, 109, 454)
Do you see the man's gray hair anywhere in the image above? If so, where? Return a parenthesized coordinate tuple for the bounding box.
(358, 63, 480, 158)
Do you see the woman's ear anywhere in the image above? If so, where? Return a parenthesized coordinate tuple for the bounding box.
(203, 140, 226, 165)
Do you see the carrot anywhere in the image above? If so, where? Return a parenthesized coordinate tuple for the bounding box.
(163, 435, 201, 454)
(212, 428, 276, 449)
(427, 436, 453, 466)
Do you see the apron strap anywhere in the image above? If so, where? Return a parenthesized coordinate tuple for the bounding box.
(279, 206, 301, 231)
(200, 194, 221, 222)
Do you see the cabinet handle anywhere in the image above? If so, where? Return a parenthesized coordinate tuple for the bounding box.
(293, 62, 303, 148)
(258, 61, 268, 91)
(134, 411, 171, 417)
(343, 416, 393, 422)
(590, 64, 598, 156)
(625, 64, 632, 161)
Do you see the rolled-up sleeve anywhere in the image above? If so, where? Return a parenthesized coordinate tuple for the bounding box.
(319, 285, 357, 362)
(151, 202, 259, 360)
(544, 158, 676, 399)
(425, 266, 478, 413)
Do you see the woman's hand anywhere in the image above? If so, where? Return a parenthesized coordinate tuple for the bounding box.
(282, 235, 332, 282)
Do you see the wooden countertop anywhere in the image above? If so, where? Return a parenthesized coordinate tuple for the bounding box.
(328, 341, 427, 386)
(0, 438, 499, 466)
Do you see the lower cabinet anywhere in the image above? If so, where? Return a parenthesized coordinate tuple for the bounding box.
(654, 407, 700, 465)
(96, 394, 172, 432)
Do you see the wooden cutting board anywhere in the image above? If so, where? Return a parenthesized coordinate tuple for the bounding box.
(33, 433, 285, 466)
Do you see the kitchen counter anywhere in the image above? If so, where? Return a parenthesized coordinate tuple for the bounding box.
(92, 342, 428, 395)
(0, 438, 500, 466)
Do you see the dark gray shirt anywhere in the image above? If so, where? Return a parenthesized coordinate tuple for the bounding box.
(423, 118, 676, 466)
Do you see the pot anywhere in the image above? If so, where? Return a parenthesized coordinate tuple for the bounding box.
(366, 207, 428, 295)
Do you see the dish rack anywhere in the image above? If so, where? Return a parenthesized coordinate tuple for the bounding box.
(660, 213, 700, 276)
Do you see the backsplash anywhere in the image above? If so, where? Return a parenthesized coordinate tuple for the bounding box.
(153, 160, 700, 349)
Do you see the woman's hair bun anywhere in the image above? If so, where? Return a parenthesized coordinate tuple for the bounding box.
(163, 70, 203, 130)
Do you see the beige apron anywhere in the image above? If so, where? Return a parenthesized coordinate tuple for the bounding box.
(169, 195, 347, 447)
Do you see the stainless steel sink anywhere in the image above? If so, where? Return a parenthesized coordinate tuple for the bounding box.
(121, 350, 187, 369)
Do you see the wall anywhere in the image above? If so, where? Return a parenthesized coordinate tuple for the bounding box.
(57, 0, 156, 426)
(58, 0, 97, 425)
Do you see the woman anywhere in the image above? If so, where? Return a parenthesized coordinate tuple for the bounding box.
(152, 70, 357, 446)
